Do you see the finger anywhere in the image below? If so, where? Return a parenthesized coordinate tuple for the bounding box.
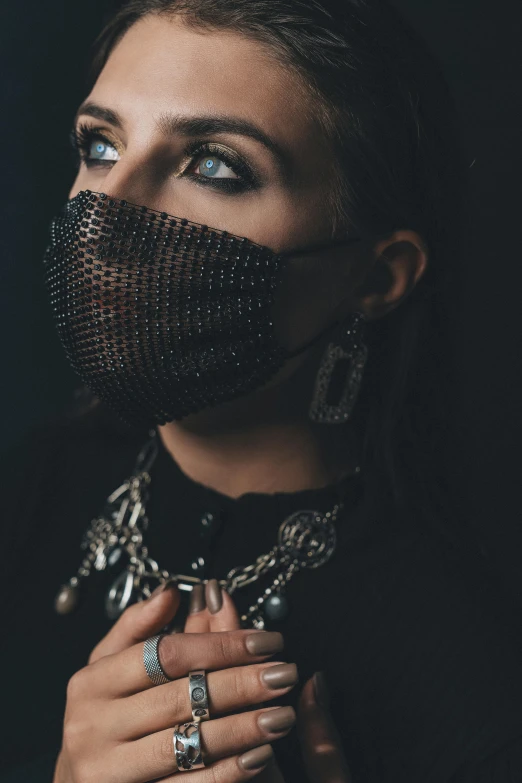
(89, 583, 181, 664)
(118, 706, 293, 782)
(154, 745, 275, 783)
(184, 585, 210, 633)
(206, 580, 242, 632)
(88, 629, 286, 697)
(297, 673, 352, 783)
(111, 661, 299, 739)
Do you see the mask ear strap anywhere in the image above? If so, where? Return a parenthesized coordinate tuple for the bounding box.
(277, 235, 365, 360)
(285, 324, 333, 359)
(286, 321, 339, 360)
(286, 312, 367, 360)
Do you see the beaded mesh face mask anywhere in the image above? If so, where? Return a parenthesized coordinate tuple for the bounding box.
(43, 189, 359, 427)
(43, 190, 294, 426)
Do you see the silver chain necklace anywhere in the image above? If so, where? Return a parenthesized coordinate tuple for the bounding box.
(54, 430, 360, 629)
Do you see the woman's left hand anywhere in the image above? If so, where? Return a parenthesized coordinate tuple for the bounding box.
(184, 582, 353, 782)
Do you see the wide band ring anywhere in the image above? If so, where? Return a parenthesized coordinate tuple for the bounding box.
(143, 634, 171, 686)
(173, 722, 205, 771)
(189, 670, 210, 722)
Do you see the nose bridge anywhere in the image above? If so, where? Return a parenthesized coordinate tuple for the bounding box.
(94, 153, 161, 210)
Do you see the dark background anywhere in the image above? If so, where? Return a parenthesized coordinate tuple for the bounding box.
(1, 1, 521, 598)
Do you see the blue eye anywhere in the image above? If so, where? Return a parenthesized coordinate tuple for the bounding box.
(197, 155, 238, 180)
(89, 139, 119, 162)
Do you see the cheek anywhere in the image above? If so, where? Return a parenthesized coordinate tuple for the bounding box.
(272, 256, 347, 352)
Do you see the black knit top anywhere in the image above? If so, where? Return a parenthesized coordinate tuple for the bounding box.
(2, 406, 522, 782)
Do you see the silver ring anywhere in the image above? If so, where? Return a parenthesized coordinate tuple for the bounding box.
(143, 634, 171, 685)
(189, 670, 210, 721)
(173, 722, 205, 771)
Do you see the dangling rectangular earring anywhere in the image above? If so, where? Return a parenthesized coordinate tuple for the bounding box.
(308, 311, 368, 424)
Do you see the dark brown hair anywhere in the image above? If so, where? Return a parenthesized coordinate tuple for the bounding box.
(76, 0, 468, 524)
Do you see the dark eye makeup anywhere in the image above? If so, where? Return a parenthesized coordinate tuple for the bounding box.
(69, 122, 260, 195)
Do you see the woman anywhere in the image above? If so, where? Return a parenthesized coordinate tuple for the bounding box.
(3, 1, 522, 781)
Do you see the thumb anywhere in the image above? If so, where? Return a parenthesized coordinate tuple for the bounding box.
(89, 582, 180, 664)
(297, 673, 352, 783)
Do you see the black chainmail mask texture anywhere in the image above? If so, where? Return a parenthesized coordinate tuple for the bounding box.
(43, 190, 290, 427)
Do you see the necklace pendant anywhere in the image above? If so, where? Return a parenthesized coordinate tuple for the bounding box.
(58, 428, 349, 625)
(108, 547, 123, 567)
(106, 569, 136, 620)
(278, 510, 337, 568)
(264, 592, 289, 622)
(55, 580, 80, 615)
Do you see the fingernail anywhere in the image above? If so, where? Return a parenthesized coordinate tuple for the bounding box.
(238, 744, 274, 771)
(205, 579, 223, 614)
(313, 671, 330, 708)
(149, 583, 167, 599)
(245, 632, 284, 656)
(261, 663, 298, 690)
(149, 581, 176, 601)
(188, 584, 206, 614)
(258, 706, 296, 735)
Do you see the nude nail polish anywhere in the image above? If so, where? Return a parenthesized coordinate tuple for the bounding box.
(149, 581, 176, 600)
(238, 744, 274, 771)
(188, 584, 206, 614)
(261, 663, 298, 690)
(245, 632, 284, 656)
(205, 579, 223, 614)
(313, 671, 331, 708)
(258, 706, 296, 735)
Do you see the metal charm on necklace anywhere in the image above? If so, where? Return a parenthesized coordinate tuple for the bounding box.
(225, 507, 340, 629)
(54, 430, 358, 626)
(54, 433, 165, 618)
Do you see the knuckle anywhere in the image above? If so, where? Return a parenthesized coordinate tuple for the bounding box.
(212, 632, 241, 666)
(213, 633, 231, 666)
(154, 730, 176, 767)
(62, 715, 88, 750)
(167, 682, 186, 720)
(228, 668, 251, 704)
(312, 740, 338, 759)
(87, 644, 103, 665)
(204, 762, 229, 783)
(66, 668, 89, 702)
(157, 681, 185, 721)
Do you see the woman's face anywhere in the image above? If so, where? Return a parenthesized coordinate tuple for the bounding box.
(69, 13, 367, 352)
(70, 14, 338, 252)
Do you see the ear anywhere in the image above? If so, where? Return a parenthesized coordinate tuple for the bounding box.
(354, 230, 428, 320)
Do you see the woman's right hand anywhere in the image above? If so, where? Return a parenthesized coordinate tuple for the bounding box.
(53, 584, 298, 783)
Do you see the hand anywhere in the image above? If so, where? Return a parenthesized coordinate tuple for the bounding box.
(53, 583, 298, 783)
(185, 583, 352, 782)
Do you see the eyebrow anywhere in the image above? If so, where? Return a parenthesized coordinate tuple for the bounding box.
(74, 100, 290, 177)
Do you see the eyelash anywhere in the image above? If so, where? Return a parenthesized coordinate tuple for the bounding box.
(69, 123, 257, 194)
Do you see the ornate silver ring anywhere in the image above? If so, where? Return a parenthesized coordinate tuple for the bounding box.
(173, 722, 205, 771)
(189, 669, 210, 722)
(143, 634, 171, 686)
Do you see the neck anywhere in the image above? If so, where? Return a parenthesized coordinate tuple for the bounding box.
(157, 362, 359, 499)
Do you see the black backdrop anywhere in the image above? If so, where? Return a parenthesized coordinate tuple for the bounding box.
(1, 0, 521, 600)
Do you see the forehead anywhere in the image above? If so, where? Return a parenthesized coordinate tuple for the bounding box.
(91, 14, 321, 148)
